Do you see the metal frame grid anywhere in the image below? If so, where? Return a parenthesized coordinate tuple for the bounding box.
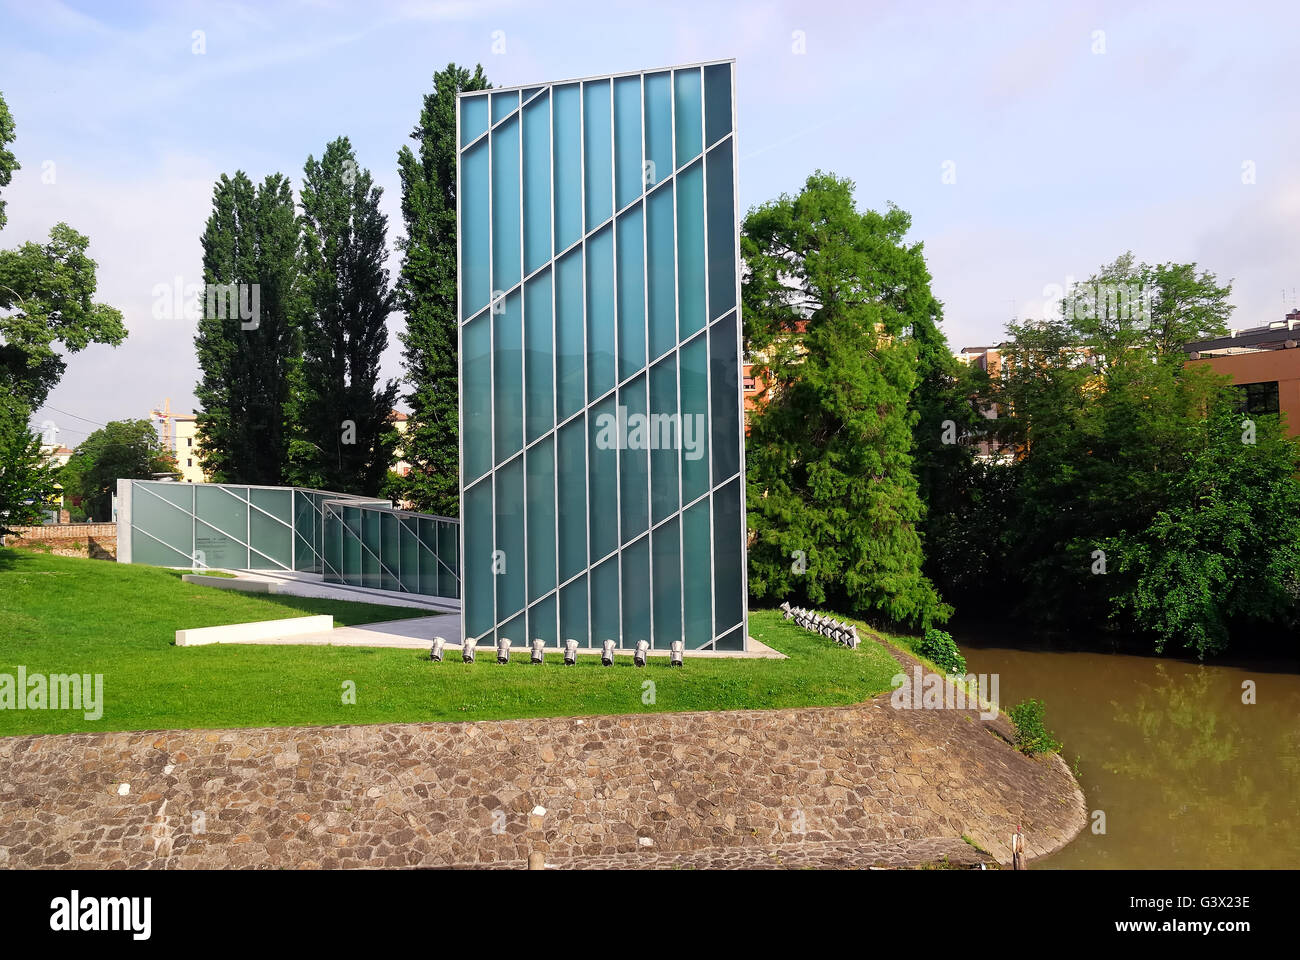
(457, 59, 747, 651)
(319, 499, 461, 599)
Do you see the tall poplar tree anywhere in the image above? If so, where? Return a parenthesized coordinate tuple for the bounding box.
(392, 63, 490, 516)
(193, 172, 303, 484)
(743, 172, 950, 630)
(290, 137, 398, 495)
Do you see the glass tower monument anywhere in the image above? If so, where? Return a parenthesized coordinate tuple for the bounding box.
(457, 60, 747, 652)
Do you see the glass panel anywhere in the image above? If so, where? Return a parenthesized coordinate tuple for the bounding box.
(460, 93, 489, 147)
(522, 91, 552, 275)
(418, 517, 439, 597)
(380, 511, 399, 592)
(195, 517, 248, 570)
(703, 62, 732, 147)
(582, 79, 612, 231)
(362, 510, 380, 589)
(494, 456, 526, 623)
(648, 355, 679, 525)
(643, 72, 672, 191)
(249, 487, 290, 521)
(646, 182, 675, 360)
(462, 310, 492, 482)
(522, 86, 542, 102)
(675, 160, 706, 339)
(620, 535, 651, 647)
(496, 612, 525, 652)
(590, 554, 620, 648)
(555, 246, 585, 420)
(491, 90, 518, 124)
(679, 333, 711, 503)
(556, 415, 587, 581)
(712, 477, 743, 635)
(399, 518, 420, 593)
(673, 68, 702, 168)
(613, 75, 642, 211)
(321, 504, 340, 579)
(438, 519, 458, 597)
(460, 139, 490, 319)
(706, 139, 736, 320)
(585, 223, 615, 401)
(133, 488, 193, 559)
(132, 528, 191, 567)
(249, 508, 291, 569)
(715, 625, 744, 651)
(464, 478, 494, 638)
(528, 592, 558, 649)
(140, 479, 194, 511)
(491, 115, 521, 296)
(616, 203, 645, 382)
(559, 574, 589, 647)
(526, 436, 556, 602)
(587, 393, 618, 563)
(651, 516, 681, 649)
(619, 374, 648, 544)
(343, 507, 361, 584)
(710, 310, 740, 483)
(524, 269, 553, 443)
(493, 288, 523, 464)
(681, 497, 712, 648)
(552, 84, 582, 252)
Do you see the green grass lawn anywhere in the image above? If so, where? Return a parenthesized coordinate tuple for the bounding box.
(0, 548, 903, 735)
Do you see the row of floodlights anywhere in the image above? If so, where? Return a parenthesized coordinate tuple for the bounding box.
(780, 602, 860, 648)
(430, 637, 685, 667)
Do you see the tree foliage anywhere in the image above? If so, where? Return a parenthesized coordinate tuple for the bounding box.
(743, 172, 949, 630)
(0, 383, 57, 536)
(59, 419, 178, 522)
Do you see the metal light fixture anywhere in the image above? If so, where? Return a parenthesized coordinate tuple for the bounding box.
(601, 639, 615, 666)
(430, 636, 445, 662)
(462, 639, 476, 663)
(670, 640, 684, 667)
(633, 639, 649, 667)
(564, 638, 578, 665)
(497, 636, 511, 664)
(531, 638, 545, 664)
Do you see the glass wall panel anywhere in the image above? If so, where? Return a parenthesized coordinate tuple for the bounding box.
(703, 63, 732, 147)
(613, 75, 642, 211)
(585, 224, 615, 400)
(710, 310, 740, 483)
(559, 574, 588, 647)
(681, 498, 712, 648)
(460, 139, 490, 318)
(522, 92, 552, 275)
(399, 518, 420, 594)
(616, 203, 645, 382)
(552, 84, 582, 252)
(705, 139, 736, 320)
(528, 592, 558, 649)
(643, 72, 672, 190)
(491, 90, 518, 124)
(380, 512, 399, 591)
(646, 182, 675, 360)
(587, 393, 618, 563)
(343, 507, 361, 582)
(491, 115, 521, 296)
(418, 517, 439, 597)
(497, 612, 525, 650)
(494, 456, 526, 624)
(249, 508, 291, 569)
(438, 520, 458, 598)
(618, 373, 648, 543)
(464, 479, 494, 638)
(525, 436, 556, 602)
(679, 333, 711, 503)
(462, 310, 492, 481)
(715, 626, 744, 651)
(362, 510, 380, 589)
(554, 246, 585, 420)
(712, 477, 744, 634)
(589, 554, 620, 648)
(620, 535, 650, 647)
(322, 504, 341, 577)
(675, 160, 706, 338)
(651, 516, 681, 648)
(648, 355, 679, 525)
(493, 288, 523, 464)
(582, 79, 612, 231)
(132, 528, 191, 567)
(460, 94, 489, 147)
(524, 269, 553, 443)
(673, 68, 702, 168)
(250, 487, 291, 522)
(556, 415, 587, 581)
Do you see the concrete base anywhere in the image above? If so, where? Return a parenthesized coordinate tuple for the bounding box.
(175, 615, 334, 647)
(182, 574, 277, 594)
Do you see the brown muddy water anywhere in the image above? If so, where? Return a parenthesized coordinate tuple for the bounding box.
(956, 635, 1300, 869)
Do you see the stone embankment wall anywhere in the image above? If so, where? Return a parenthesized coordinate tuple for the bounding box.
(3, 523, 117, 559)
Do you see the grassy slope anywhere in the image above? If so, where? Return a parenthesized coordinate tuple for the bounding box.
(0, 550, 902, 735)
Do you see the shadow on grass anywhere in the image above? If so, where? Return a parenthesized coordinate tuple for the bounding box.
(0, 546, 40, 571)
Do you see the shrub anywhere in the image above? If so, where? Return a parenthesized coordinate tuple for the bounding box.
(918, 627, 966, 674)
(1008, 698, 1062, 755)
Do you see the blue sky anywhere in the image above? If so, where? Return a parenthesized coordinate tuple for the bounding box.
(2, 0, 1298, 447)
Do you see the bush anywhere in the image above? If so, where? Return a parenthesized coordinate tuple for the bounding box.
(918, 627, 966, 674)
(1008, 698, 1062, 755)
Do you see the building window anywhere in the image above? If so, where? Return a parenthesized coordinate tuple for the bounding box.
(187, 458, 193, 467)
(187, 438, 193, 447)
(742, 376, 756, 391)
(1236, 381, 1280, 415)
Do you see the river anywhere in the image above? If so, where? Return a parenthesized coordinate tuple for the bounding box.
(957, 632, 1300, 869)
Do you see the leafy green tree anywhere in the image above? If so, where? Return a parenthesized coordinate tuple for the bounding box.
(290, 137, 399, 495)
(59, 419, 179, 521)
(743, 172, 949, 630)
(193, 172, 304, 484)
(0, 384, 57, 539)
(0, 92, 124, 409)
(393, 63, 490, 516)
